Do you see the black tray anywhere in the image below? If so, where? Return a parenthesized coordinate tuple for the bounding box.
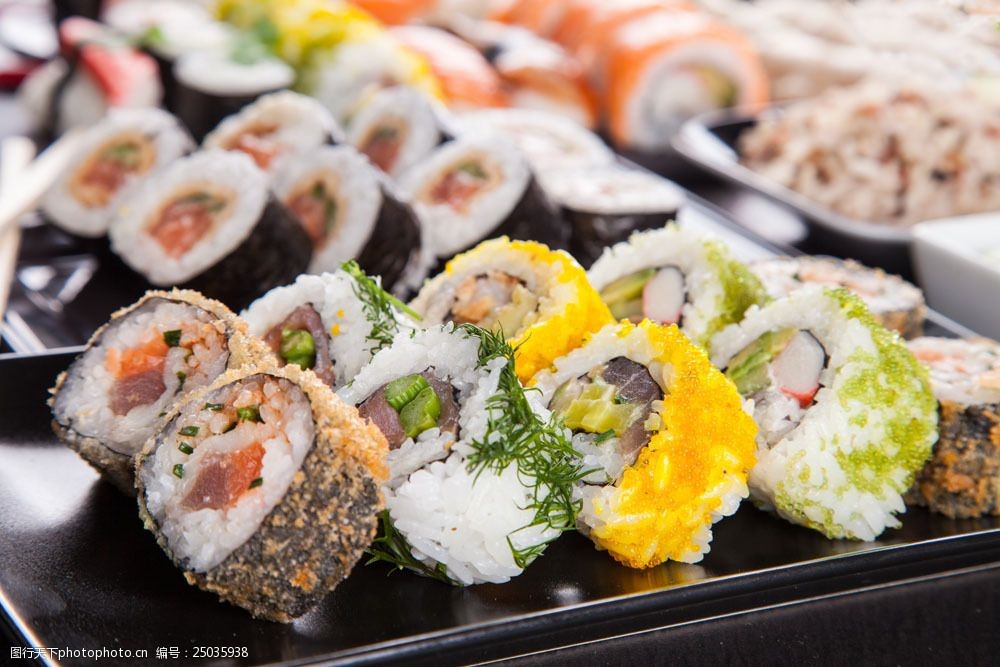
(672, 109, 916, 279)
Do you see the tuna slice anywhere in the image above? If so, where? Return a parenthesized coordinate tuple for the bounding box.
(182, 442, 265, 511)
(263, 304, 337, 386)
(110, 368, 166, 416)
(358, 372, 460, 449)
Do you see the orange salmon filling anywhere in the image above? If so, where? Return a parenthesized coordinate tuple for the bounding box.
(182, 442, 265, 511)
(286, 178, 339, 246)
(105, 334, 169, 416)
(424, 159, 497, 212)
(70, 134, 156, 207)
(360, 122, 406, 173)
(225, 124, 280, 169)
(148, 188, 233, 258)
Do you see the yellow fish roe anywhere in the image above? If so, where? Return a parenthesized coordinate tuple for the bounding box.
(439, 239, 613, 383)
(590, 321, 758, 568)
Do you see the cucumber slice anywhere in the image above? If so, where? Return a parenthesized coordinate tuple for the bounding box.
(398, 386, 441, 438)
(384, 374, 430, 412)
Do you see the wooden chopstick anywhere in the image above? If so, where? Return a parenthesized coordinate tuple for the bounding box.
(0, 136, 37, 321)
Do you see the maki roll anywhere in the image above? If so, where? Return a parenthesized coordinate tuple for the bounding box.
(346, 86, 446, 179)
(410, 237, 613, 382)
(339, 325, 583, 584)
(136, 364, 388, 621)
(588, 225, 768, 350)
(532, 320, 757, 568)
(41, 108, 193, 238)
(456, 108, 614, 173)
(109, 150, 312, 309)
(711, 286, 938, 540)
(544, 165, 685, 268)
(203, 91, 344, 172)
(49, 289, 258, 493)
(399, 134, 567, 260)
(270, 145, 421, 286)
(173, 52, 296, 143)
(907, 337, 1000, 518)
(751, 256, 926, 339)
(242, 262, 415, 389)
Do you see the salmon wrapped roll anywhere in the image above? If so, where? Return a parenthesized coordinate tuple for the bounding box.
(137, 364, 387, 621)
(50, 289, 261, 493)
(532, 320, 757, 568)
(410, 237, 613, 382)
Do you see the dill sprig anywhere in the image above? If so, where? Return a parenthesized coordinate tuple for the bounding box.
(341, 260, 420, 354)
(459, 324, 586, 569)
(366, 510, 456, 585)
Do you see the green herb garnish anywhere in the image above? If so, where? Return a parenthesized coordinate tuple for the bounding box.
(593, 429, 616, 445)
(279, 329, 316, 369)
(176, 371, 187, 391)
(342, 260, 421, 353)
(172, 464, 184, 479)
(177, 192, 226, 213)
(178, 443, 194, 455)
(163, 329, 182, 347)
(248, 477, 263, 489)
(367, 510, 457, 585)
(179, 425, 199, 437)
(613, 393, 628, 405)
(204, 402, 223, 411)
(237, 406, 261, 423)
(134, 25, 166, 50)
(222, 422, 236, 434)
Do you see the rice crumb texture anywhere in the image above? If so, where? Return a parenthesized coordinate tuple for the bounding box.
(711, 286, 939, 540)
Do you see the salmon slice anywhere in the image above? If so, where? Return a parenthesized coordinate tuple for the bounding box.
(183, 442, 265, 511)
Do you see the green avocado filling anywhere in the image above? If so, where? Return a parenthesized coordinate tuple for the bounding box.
(279, 328, 316, 369)
(553, 380, 641, 436)
(102, 142, 141, 168)
(457, 161, 488, 180)
(385, 374, 441, 438)
(725, 327, 797, 396)
(695, 66, 738, 108)
(600, 268, 655, 321)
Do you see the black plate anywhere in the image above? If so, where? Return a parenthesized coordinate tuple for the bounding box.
(3, 351, 1000, 666)
(672, 109, 916, 279)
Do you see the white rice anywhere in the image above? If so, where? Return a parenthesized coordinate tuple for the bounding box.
(174, 52, 294, 96)
(42, 108, 193, 237)
(398, 133, 531, 259)
(53, 298, 230, 456)
(908, 336, 1000, 406)
(711, 285, 933, 540)
(242, 271, 411, 389)
(347, 86, 443, 179)
(109, 150, 267, 285)
(142, 374, 314, 571)
(203, 91, 343, 173)
(339, 325, 558, 584)
(270, 146, 384, 274)
(542, 165, 685, 215)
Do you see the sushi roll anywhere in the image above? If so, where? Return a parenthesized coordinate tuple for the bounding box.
(109, 150, 312, 309)
(270, 145, 421, 286)
(906, 337, 1000, 518)
(544, 165, 686, 268)
(588, 225, 768, 350)
(410, 237, 613, 381)
(346, 86, 446, 179)
(172, 52, 296, 142)
(203, 91, 344, 172)
(602, 11, 769, 151)
(400, 134, 566, 261)
(456, 108, 614, 173)
(136, 364, 388, 621)
(340, 325, 583, 584)
(532, 320, 757, 567)
(41, 108, 193, 238)
(242, 262, 415, 389)
(751, 256, 926, 339)
(49, 289, 259, 493)
(711, 286, 938, 540)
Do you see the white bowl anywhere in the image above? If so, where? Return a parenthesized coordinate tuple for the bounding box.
(912, 213, 1000, 339)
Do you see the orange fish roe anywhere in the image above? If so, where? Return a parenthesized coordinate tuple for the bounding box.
(588, 321, 757, 568)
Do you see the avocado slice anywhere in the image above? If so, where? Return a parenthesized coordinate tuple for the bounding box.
(559, 381, 642, 435)
(725, 328, 797, 396)
(600, 269, 655, 319)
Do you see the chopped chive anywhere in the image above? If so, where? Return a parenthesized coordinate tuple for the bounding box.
(179, 425, 199, 437)
(236, 406, 261, 423)
(204, 402, 223, 411)
(172, 464, 184, 478)
(158, 411, 166, 418)
(248, 477, 263, 489)
(178, 442, 194, 455)
(222, 421, 236, 433)
(594, 429, 616, 445)
(163, 329, 182, 347)
(176, 371, 187, 391)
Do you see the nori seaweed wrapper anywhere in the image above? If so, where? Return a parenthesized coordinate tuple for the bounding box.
(565, 207, 679, 269)
(172, 85, 280, 143)
(136, 365, 388, 622)
(355, 186, 421, 294)
(493, 176, 568, 252)
(180, 196, 312, 310)
(907, 399, 1000, 518)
